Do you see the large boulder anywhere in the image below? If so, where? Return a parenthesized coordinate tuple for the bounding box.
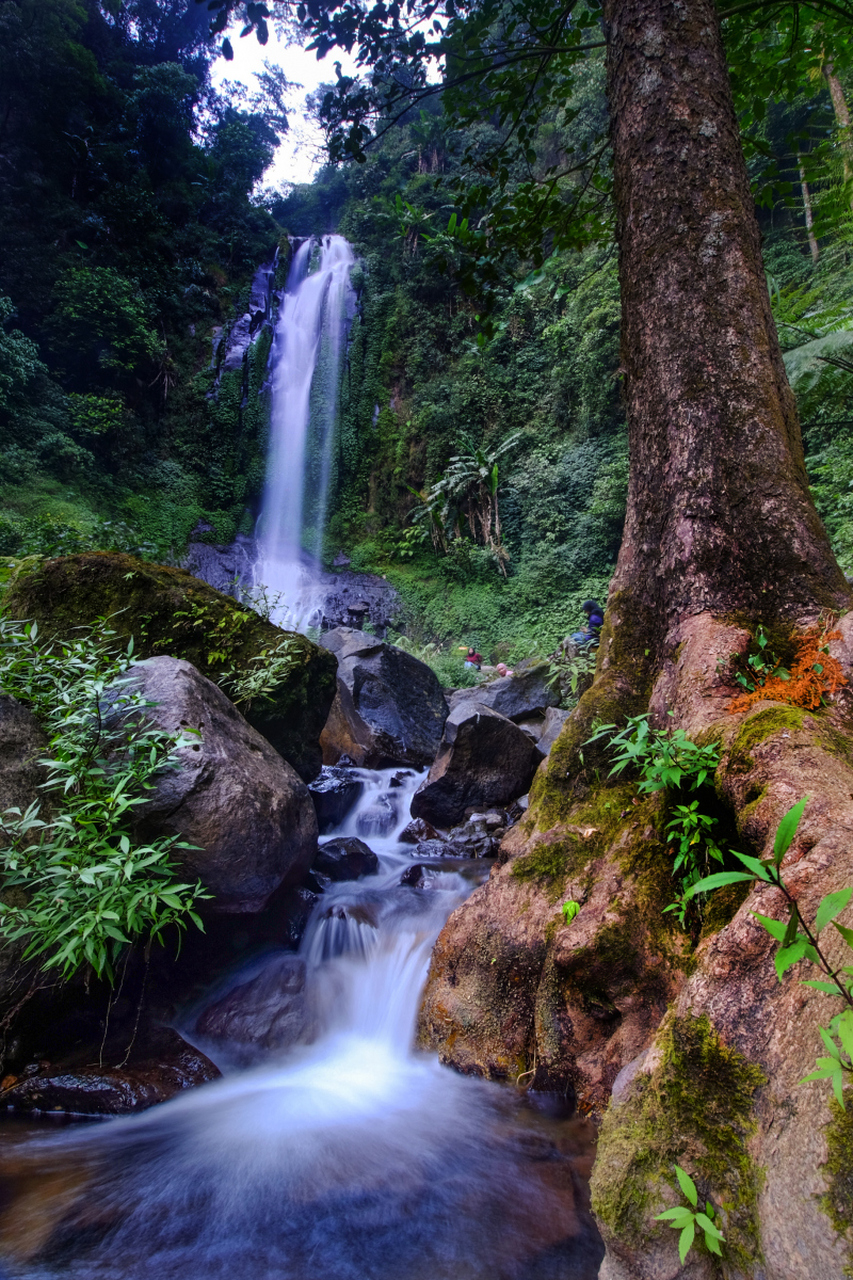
(193, 954, 313, 1067)
(3, 553, 337, 781)
(410, 702, 537, 828)
(448, 662, 560, 722)
(114, 657, 318, 913)
(318, 628, 448, 768)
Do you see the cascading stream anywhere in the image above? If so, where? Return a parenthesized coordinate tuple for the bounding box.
(255, 235, 355, 628)
(0, 769, 604, 1280)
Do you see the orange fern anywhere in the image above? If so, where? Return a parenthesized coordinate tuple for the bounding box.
(729, 626, 846, 714)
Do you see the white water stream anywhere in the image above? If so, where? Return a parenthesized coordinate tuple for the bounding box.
(254, 235, 355, 629)
(0, 770, 602, 1280)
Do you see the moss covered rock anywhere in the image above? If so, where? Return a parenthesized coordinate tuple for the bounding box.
(417, 784, 690, 1107)
(2, 553, 337, 780)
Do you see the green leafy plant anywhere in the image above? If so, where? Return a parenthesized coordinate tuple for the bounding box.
(584, 714, 720, 795)
(220, 637, 302, 711)
(561, 899, 580, 924)
(654, 1165, 726, 1264)
(545, 645, 598, 707)
(663, 802, 726, 927)
(585, 715, 729, 926)
(0, 617, 209, 982)
(688, 797, 853, 1106)
(722, 624, 791, 696)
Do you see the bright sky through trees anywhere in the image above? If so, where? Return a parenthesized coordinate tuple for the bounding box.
(211, 26, 357, 185)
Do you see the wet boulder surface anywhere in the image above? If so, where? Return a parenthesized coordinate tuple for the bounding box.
(193, 954, 314, 1068)
(314, 836, 380, 883)
(410, 702, 537, 828)
(318, 628, 448, 768)
(0, 1028, 219, 1116)
(448, 662, 560, 723)
(113, 656, 318, 913)
(307, 765, 365, 833)
(3, 552, 337, 781)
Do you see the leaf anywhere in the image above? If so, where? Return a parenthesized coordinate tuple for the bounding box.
(685, 870, 753, 900)
(835, 921, 853, 947)
(675, 1165, 698, 1207)
(816, 888, 853, 935)
(774, 937, 818, 981)
(751, 911, 788, 942)
(695, 1213, 725, 1241)
(678, 1219, 696, 1265)
(802, 980, 845, 995)
(655, 1207, 696, 1223)
(773, 797, 808, 867)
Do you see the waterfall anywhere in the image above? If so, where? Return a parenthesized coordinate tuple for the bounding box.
(255, 235, 355, 628)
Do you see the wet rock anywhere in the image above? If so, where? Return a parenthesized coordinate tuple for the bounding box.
(2, 552, 337, 782)
(534, 706, 573, 760)
(314, 836, 379, 881)
(113, 657, 318, 913)
(413, 839, 454, 860)
(410, 703, 537, 828)
(399, 818, 444, 845)
(447, 664, 559, 723)
(2, 1030, 219, 1115)
(194, 955, 312, 1067)
(319, 628, 448, 768)
(400, 864, 454, 890)
(444, 813, 506, 858)
(307, 766, 364, 834)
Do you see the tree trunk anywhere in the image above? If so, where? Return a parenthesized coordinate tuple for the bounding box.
(798, 154, 820, 264)
(601, 0, 847, 689)
(420, 6, 853, 1276)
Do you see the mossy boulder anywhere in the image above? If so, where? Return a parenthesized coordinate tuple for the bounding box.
(2, 553, 337, 781)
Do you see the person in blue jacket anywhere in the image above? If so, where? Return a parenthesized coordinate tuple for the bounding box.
(570, 600, 604, 648)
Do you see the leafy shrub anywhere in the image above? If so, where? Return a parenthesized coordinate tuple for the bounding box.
(0, 618, 209, 981)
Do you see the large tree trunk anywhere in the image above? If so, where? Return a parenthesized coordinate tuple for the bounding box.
(602, 0, 847, 679)
(419, 3, 853, 1278)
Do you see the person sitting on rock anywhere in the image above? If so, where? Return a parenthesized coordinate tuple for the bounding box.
(570, 600, 604, 649)
(464, 647, 483, 670)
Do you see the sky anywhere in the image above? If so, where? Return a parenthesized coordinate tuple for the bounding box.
(210, 25, 359, 188)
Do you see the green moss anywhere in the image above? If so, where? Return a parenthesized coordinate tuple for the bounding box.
(728, 705, 807, 773)
(699, 878, 752, 938)
(512, 782, 637, 899)
(819, 1090, 853, 1276)
(2, 552, 338, 780)
(591, 1013, 767, 1272)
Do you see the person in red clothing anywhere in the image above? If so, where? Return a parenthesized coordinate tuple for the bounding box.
(464, 647, 483, 670)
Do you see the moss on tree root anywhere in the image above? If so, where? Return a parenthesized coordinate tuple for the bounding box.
(591, 1013, 767, 1273)
(820, 1090, 853, 1276)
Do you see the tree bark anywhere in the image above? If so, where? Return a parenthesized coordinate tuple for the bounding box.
(601, 0, 848, 677)
(798, 154, 820, 264)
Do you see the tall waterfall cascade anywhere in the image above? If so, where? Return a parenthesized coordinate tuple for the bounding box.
(255, 235, 356, 628)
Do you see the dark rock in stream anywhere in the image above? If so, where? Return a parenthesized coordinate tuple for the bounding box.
(307, 765, 364, 834)
(399, 818, 444, 845)
(447, 662, 560, 722)
(194, 955, 313, 1067)
(314, 836, 379, 881)
(1, 1029, 219, 1115)
(319, 628, 448, 768)
(411, 703, 537, 828)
